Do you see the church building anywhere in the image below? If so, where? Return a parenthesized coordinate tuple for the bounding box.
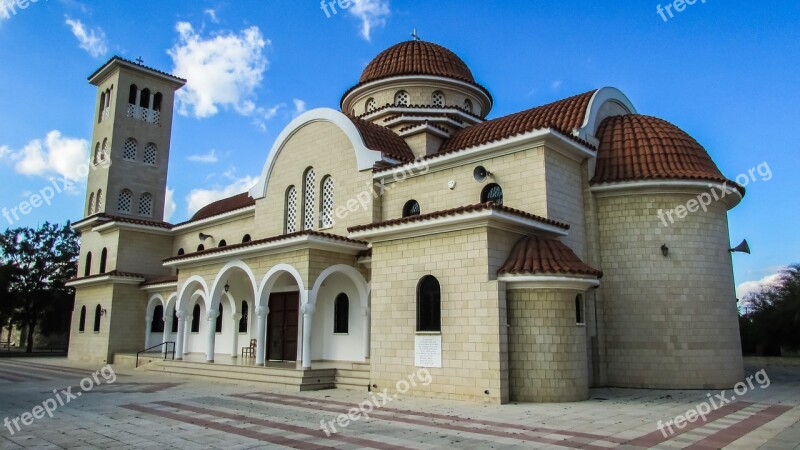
(66, 39, 745, 403)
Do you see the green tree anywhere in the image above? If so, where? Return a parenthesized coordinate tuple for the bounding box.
(0, 264, 20, 345)
(0, 222, 79, 352)
(742, 265, 800, 355)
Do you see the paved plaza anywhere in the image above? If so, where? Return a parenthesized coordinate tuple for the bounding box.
(0, 358, 798, 449)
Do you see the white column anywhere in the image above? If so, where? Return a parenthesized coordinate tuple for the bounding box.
(162, 314, 171, 354)
(175, 311, 186, 360)
(301, 303, 315, 369)
(206, 309, 219, 363)
(363, 307, 371, 361)
(255, 306, 268, 366)
(231, 313, 242, 357)
(134, 89, 141, 106)
(144, 318, 152, 350)
(183, 315, 192, 355)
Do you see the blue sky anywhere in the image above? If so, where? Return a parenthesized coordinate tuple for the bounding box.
(0, 0, 797, 296)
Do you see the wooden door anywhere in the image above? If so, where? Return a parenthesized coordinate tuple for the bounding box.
(266, 292, 299, 361)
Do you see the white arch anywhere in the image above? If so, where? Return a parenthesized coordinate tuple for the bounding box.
(146, 294, 166, 319)
(249, 108, 385, 200)
(577, 87, 638, 141)
(256, 263, 306, 308)
(164, 293, 178, 316)
(177, 275, 210, 313)
(208, 260, 258, 311)
(310, 264, 369, 308)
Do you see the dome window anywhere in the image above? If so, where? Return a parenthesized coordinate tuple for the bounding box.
(463, 98, 473, 113)
(481, 183, 503, 206)
(394, 90, 410, 107)
(402, 200, 420, 217)
(366, 98, 376, 113)
(432, 91, 445, 107)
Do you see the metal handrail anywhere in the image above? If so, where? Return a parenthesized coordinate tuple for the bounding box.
(135, 341, 175, 368)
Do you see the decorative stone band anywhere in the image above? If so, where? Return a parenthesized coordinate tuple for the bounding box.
(590, 179, 744, 210)
(498, 274, 600, 291)
(65, 270, 146, 288)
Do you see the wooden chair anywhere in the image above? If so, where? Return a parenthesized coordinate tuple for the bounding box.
(242, 339, 257, 357)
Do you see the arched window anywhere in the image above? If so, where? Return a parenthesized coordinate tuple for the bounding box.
(171, 308, 178, 332)
(128, 84, 138, 104)
(138, 192, 153, 217)
(98, 91, 106, 122)
(93, 143, 100, 165)
(320, 176, 334, 228)
(285, 185, 298, 233)
(143, 143, 157, 165)
(197, 244, 205, 252)
(140, 88, 151, 109)
(117, 189, 132, 214)
(93, 304, 102, 332)
(151, 305, 164, 332)
(215, 304, 223, 333)
(481, 183, 503, 206)
(153, 92, 163, 111)
(365, 97, 376, 113)
(100, 138, 108, 162)
(95, 189, 103, 213)
(303, 168, 316, 230)
(432, 91, 445, 107)
(242, 234, 252, 243)
(84, 252, 92, 277)
(402, 200, 420, 218)
(177, 248, 185, 255)
(394, 90, 410, 106)
(218, 240, 227, 247)
(123, 138, 137, 161)
(334, 293, 349, 334)
(88, 193, 95, 215)
(191, 304, 200, 332)
(78, 306, 86, 332)
(463, 98, 473, 113)
(239, 301, 248, 333)
(575, 295, 585, 324)
(99, 248, 107, 274)
(417, 276, 441, 332)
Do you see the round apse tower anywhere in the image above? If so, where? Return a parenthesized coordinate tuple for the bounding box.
(590, 114, 744, 390)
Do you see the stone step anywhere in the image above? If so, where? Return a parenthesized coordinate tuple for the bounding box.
(147, 360, 336, 391)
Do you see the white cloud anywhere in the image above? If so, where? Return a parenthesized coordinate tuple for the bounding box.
(187, 149, 219, 163)
(348, 0, 390, 41)
(2, 131, 89, 183)
(64, 17, 108, 58)
(551, 80, 563, 91)
(169, 22, 269, 119)
(204, 8, 219, 23)
(1, 0, 12, 23)
(736, 270, 785, 301)
(163, 187, 177, 222)
(186, 175, 257, 216)
(293, 98, 307, 116)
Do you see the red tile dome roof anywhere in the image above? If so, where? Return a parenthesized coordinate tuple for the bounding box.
(359, 40, 476, 85)
(592, 114, 728, 185)
(190, 192, 255, 222)
(499, 236, 603, 278)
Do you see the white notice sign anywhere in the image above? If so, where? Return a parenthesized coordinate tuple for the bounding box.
(414, 335, 442, 368)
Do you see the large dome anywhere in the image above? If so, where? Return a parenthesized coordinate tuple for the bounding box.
(359, 40, 476, 84)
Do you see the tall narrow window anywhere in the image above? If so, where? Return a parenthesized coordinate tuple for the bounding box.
(153, 92, 163, 111)
(78, 306, 86, 332)
(285, 185, 298, 233)
(88, 193, 95, 215)
(320, 176, 334, 228)
(95, 189, 103, 213)
(128, 84, 138, 104)
(215, 304, 223, 333)
(191, 304, 200, 332)
(334, 293, 349, 334)
(239, 301, 248, 333)
(303, 168, 316, 230)
(143, 143, 157, 165)
(576, 295, 585, 325)
(402, 200, 420, 217)
(93, 304, 102, 332)
(98, 91, 106, 122)
(118, 189, 132, 214)
(93, 143, 100, 165)
(151, 305, 164, 333)
(481, 183, 503, 206)
(432, 91, 445, 107)
(84, 252, 92, 277)
(394, 90, 410, 106)
(140, 88, 151, 109)
(99, 248, 108, 274)
(171, 308, 178, 333)
(123, 138, 137, 161)
(101, 138, 108, 162)
(138, 192, 153, 217)
(417, 276, 441, 332)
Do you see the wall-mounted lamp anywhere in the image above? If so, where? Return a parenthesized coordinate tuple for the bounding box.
(224, 281, 230, 293)
(661, 244, 669, 258)
(199, 232, 212, 242)
(100, 308, 108, 316)
(729, 239, 751, 254)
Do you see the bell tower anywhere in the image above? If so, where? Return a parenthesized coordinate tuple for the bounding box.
(84, 57, 186, 221)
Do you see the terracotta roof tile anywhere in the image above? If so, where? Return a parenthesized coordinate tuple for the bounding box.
(141, 275, 179, 286)
(592, 115, 729, 185)
(88, 56, 186, 84)
(347, 202, 569, 234)
(188, 192, 255, 222)
(68, 270, 147, 283)
(74, 213, 173, 229)
(499, 236, 602, 278)
(347, 115, 416, 161)
(439, 90, 597, 154)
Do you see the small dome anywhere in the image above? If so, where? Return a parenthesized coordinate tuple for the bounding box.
(191, 192, 254, 221)
(592, 115, 728, 185)
(359, 40, 476, 84)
